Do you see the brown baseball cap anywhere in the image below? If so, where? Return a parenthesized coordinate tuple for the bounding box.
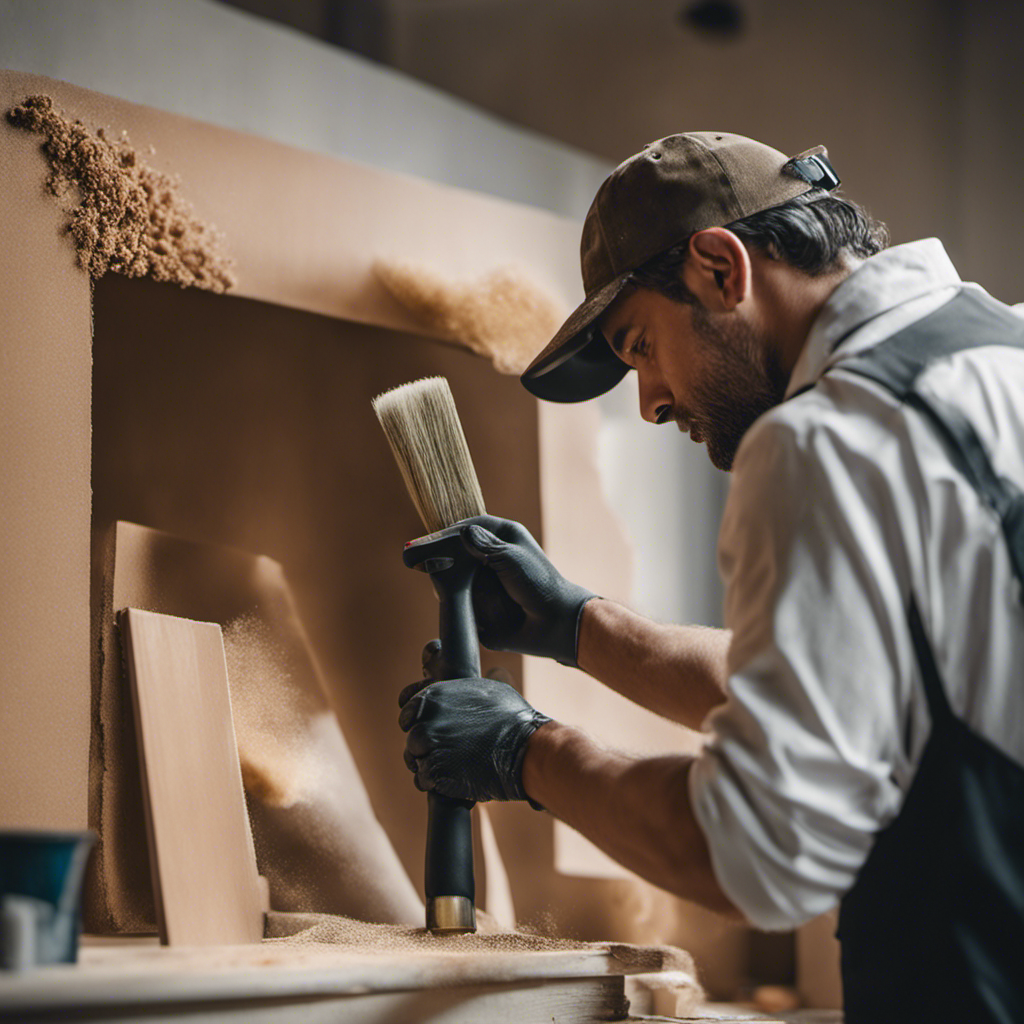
(521, 132, 840, 402)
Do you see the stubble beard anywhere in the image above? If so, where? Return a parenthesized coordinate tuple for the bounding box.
(684, 303, 790, 472)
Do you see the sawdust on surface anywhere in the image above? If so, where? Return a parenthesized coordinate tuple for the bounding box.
(374, 261, 565, 375)
(7, 94, 236, 292)
(265, 909, 691, 972)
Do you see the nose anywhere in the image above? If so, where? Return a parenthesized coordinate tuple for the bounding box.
(637, 369, 673, 425)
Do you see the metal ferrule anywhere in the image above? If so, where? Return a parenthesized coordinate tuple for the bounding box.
(426, 895, 476, 934)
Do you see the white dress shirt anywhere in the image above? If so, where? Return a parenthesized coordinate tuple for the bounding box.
(689, 239, 1024, 929)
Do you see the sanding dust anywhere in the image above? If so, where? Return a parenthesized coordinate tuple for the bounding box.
(7, 95, 236, 292)
(268, 910, 580, 953)
(222, 613, 326, 808)
(374, 261, 565, 374)
(265, 910, 697, 977)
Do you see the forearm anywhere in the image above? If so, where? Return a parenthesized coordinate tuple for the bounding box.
(577, 598, 731, 730)
(522, 720, 740, 918)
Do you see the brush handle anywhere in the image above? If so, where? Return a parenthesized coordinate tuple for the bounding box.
(404, 529, 479, 931)
(426, 558, 478, 914)
(436, 558, 482, 681)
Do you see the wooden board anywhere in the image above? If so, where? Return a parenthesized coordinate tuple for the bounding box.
(0, 978, 625, 1024)
(120, 608, 264, 946)
(0, 941, 660, 1022)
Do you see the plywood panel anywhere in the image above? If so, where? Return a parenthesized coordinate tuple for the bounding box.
(121, 609, 264, 946)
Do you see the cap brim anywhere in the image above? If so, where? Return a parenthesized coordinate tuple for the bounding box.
(521, 274, 631, 402)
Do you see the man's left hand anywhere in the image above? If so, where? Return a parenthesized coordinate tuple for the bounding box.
(398, 663, 551, 805)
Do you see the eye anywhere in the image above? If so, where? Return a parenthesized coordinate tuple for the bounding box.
(629, 333, 649, 360)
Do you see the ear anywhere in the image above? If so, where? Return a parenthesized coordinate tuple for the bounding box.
(682, 228, 751, 312)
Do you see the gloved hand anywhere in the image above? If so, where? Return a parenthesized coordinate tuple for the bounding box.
(398, 650, 551, 806)
(458, 514, 597, 667)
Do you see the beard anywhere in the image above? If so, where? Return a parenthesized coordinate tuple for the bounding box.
(684, 303, 789, 472)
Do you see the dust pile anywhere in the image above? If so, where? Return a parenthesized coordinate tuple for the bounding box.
(268, 910, 582, 954)
(374, 261, 565, 375)
(7, 95, 236, 292)
(265, 910, 696, 976)
(222, 613, 326, 808)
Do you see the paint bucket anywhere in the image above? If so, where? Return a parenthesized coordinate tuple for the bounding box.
(0, 830, 95, 969)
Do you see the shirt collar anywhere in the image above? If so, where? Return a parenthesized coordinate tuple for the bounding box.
(785, 238, 962, 398)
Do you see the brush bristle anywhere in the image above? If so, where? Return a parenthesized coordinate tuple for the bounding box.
(372, 376, 486, 534)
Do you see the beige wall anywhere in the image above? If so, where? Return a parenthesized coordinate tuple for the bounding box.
(381, 0, 1023, 299)
(0, 80, 92, 832)
(386, 0, 960, 249)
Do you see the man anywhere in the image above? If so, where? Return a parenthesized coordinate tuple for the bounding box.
(398, 133, 1024, 1022)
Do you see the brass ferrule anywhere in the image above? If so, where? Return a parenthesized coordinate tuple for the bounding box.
(426, 895, 476, 934)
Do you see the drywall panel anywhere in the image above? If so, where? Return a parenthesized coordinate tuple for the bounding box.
(0, 73, 92, 831)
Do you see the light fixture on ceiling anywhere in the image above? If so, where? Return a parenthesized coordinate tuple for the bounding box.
(679, 0, 746, 40)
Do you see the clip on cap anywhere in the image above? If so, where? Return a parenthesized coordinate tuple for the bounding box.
(784, 150, 841, 191)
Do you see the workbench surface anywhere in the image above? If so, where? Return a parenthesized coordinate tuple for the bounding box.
(0, 935, 700, 1023)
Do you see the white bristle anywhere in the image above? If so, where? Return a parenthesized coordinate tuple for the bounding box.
(372, 376, 486, 534)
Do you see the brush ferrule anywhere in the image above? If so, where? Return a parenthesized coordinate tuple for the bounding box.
(426, 895, 476, 934)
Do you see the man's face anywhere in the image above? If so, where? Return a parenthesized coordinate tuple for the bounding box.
(599, 285, 788, 471)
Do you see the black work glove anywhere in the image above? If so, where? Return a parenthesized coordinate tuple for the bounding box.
(398, 643, 551, 807)
(458, 514, 597, 668)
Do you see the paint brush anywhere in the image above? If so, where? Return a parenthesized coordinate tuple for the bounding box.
(372, 375, 484, 934)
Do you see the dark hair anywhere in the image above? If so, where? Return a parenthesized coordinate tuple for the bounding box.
(629, 192, 889, 304)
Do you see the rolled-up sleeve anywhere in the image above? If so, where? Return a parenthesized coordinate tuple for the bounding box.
(689, 394, 917, 930)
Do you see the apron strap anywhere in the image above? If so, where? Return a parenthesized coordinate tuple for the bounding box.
(839, 289, 1024, 596)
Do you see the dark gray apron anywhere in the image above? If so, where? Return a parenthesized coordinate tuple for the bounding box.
(813, 289, 1024, 1022)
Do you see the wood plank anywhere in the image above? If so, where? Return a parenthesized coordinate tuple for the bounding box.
(1, 974, 626, 1024)
(0, 935, 702, 1022)
(0, 940, 676, 1000)
(120, 608, 264, 946)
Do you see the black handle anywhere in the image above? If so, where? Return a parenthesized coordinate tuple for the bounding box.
(403, 528, 479, 910)
(436, 557, 481, 681)
(426, 552, 478, 904)
(424, 791, 474, 901)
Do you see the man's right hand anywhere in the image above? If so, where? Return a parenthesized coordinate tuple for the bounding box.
(458, 515, 596, 667)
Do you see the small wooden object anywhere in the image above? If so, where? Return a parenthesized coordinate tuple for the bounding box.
(120, 608, 264, 946)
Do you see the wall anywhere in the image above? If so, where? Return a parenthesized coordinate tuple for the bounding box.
(384, 0, 961, 250)
(956, 1, 1024, 303)
(0, 78, 92, 831)
(0, 0, 610, 220)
